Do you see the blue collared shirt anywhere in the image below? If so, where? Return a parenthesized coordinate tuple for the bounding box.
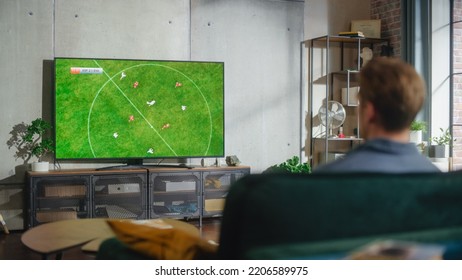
(313, 138, 441, 173)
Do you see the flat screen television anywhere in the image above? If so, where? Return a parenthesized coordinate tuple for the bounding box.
(54, 57, 224, 167)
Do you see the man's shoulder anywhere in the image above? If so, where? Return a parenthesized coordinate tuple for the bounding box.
(313, 139, 440, 173)
(312, 153, 365, 173)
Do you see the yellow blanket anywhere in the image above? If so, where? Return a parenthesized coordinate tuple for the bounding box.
(107, 219, 218, 260)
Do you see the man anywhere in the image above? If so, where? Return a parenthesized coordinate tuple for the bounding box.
(314, 57, 440, 173)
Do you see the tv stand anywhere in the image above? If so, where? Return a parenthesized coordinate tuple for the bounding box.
(144, 163, 194, 169)
(95, 164, 146, 171)
(95, 163, 194, 171)
(26, 166, 250, 228)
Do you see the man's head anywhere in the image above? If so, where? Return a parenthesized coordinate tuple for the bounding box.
(358, 57, 426, 140)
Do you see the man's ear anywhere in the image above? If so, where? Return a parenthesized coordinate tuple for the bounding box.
(363, 101, 377, 124)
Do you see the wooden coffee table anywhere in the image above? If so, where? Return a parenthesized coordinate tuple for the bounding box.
(21, 218, 199, 259)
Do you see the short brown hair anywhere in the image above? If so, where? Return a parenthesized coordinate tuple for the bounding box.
(359, 57, 425, 132)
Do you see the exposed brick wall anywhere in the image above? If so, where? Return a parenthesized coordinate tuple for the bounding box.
(370, 0, 401, 57)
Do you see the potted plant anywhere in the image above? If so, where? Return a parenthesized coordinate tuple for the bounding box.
(409, 120, 426, 144)
(264, 156, 311, 174)
(21, 118, 54, 171)
(429, 128, 454, 158)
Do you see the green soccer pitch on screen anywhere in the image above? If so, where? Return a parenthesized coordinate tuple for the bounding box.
(54, 58, 224, 162)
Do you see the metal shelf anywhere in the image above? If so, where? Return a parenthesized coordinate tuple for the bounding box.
(306, 35, 389, 167)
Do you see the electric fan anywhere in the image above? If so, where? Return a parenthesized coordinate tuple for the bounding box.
(318, 101, 346, 137)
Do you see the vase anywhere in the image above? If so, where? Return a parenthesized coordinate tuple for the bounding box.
(428, 145, 447, 158)
(31, 161, 49, 172)
(409, 130, 422, 144)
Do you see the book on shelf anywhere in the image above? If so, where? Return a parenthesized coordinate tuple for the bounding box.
(338, 31, 365, 38)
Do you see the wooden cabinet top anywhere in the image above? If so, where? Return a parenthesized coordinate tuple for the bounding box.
(27, 165, 250, 177)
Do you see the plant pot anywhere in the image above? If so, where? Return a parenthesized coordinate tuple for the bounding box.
(409, 130, 422, 144)
(31, 161, 49, 172)
(428, 145, 448, 158)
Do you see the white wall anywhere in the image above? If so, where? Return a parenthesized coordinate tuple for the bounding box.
(0, 0, 305, 184)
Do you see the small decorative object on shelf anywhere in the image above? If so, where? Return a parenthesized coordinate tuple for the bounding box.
(341, 86, 359, 106)
(201, 158, 223, 167)
(360, 47, 373, 67)
(351, 19, 381, 39)
(338, 31, 364, 38)
(318, 101, 346, 138)
(338, 126, 345, 138)
(225, 155, 241, 166)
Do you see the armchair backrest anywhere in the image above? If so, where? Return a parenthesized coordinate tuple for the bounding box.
(218, 172, 462, 259)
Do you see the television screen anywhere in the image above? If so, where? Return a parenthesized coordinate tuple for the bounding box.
(54, 58, 224, 162)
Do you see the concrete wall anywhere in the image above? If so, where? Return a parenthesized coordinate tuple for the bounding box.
(191, 0, 304, 172)
(1, 0, 54, 179)
(0, 0, 304, 181)
(2, 0, 385, 229)
(54, 0, 191, 59)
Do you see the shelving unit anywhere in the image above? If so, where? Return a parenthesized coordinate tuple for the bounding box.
(304, 35, 389, 168)
(26, 165, 250, 228)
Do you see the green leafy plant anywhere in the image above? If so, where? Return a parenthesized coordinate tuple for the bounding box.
(21, 118, 54, 162)
(265, 156, 311, 174)
(410, 120, 426, 132)
(431, 128, 454, 146)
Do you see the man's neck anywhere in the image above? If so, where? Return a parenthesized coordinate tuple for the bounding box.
(364, 128, 410, 143)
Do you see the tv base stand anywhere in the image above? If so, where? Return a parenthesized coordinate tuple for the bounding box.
(95, 163, 194, 171)
(26, 166, 250, 228)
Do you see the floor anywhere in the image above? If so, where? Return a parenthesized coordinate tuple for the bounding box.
(0, 218, 221, 260)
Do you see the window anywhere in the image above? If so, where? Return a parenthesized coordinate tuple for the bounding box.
(451, 0, 462, 170)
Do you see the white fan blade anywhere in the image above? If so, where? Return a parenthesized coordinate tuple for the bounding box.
(333, 112, 345, 121)
(330, 103, 338, 111)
